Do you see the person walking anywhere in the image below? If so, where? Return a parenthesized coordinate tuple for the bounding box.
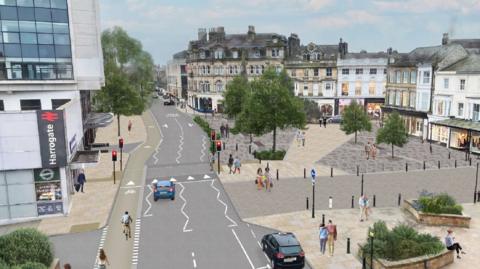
(264, 167, 272, 192)
(128, 120, 132, 133)
(319, 223, 329, 255)
(77, 170, 86, 193)
(96, 248, 110, 269)
(228, 154, 234, 174)
(359, 195, 366, 221)
(220, 123, 226, 138)
(365, 142, 371, 160)
(256, 168, 264, 190)
(445, 229, 466, 259)
(225, 123, 230, 138)
(323, 117, 327, 128)
(233, 156, 241, 174)
(296, 130, 302, 147)
(326, 220, 337, 256)
(371, 144, 377, 160)
(364, 195, 370, 221)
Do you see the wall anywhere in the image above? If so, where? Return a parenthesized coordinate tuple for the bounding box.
(62, 97, 83, 161)
(337, 57, 387, 98)
(0, 91, 79, 111)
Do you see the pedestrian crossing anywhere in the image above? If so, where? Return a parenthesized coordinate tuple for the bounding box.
(92, 226, 109, 269)
(131, 218, 142, 266)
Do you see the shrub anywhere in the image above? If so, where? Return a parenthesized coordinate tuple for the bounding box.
(193, 116, 212, 134)
(11, 262, 47, 269)
(361, 221, 444, 262)
(254, 150, 286, 160)
(0, 258, 9, 269)
(418, 193, 463, 215)
(0, 228, 53, 267)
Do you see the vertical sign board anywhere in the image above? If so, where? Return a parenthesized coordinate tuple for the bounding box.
(36, 110, 67, 168)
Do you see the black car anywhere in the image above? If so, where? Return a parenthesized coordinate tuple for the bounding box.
(163, 99, 175, 106)
(261, 232, 305, 269)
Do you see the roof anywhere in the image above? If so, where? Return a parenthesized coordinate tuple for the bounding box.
(392, 44, 469, 68)
(440, 53, 480, 73)
(173, 50, 187, 59)
(450, 39, 480, 49)
(431, 118, 480, 132)
(272, 233, 300, 246)
(343, 52, 389, 59)
(195, 33, 286, 50)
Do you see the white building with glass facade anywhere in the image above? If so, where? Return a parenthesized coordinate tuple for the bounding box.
(0, 0, 104, 224)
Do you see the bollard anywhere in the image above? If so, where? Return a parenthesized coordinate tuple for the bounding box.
(235, 143, 238, 151)
(304, 168, 306, 179)
(306, 197, 309, 210)
(423, 161, 426, 170)
(249, 145, 251, 154)
(223, 141, 225, 150)
(448, 152, 451, 159)
(331, 167, 333, 177)
(406, 162, 408, 172)
(438, 160, 440, 169)
(351, 195, 355, 208)
(398, 193, 402, 206)
(259, 158, 262, 164)
(267, 162, 270, 169)
(347, 238, 351, 254)
(357, 165, 359, 176)
(362, 257, 366, 269)
(276, 169, 279, 180)
(455, 160, 457, 168)
(329, 196, 333, 209)
(322, 214, 325, 226)
(470, 158, 472, 166)
(373, 195, 376, 207)
(430, 144, 432, 154)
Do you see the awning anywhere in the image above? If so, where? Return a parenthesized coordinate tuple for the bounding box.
(431, 118, 480, 132)
(84, 113, 114, 129)
(70, 150, 100, 169)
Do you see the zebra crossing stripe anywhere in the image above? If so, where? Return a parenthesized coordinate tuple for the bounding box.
(131, 218, 142, 266)
(93, 226, 109, 269)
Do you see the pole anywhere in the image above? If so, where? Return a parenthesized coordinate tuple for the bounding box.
(120, 148, 123, 171)
(217, 151, 221, 174)
(306, 197, 309, 210)
(321, 214, 325, 225)
(330, 167, 333, 177)
(113, 161, 116, 184)
(361, 174, 364, 196)
(312, 182, 315, 218)
(370, 235, 374, 269)
(351, 195, 354, 208)
(347, 238, 351, 254)
(474, 163, 479, 204)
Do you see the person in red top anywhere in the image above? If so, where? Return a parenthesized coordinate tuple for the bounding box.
(326, 219, 337, 256)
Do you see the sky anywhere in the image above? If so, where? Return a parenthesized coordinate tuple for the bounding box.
(100, 0, 480, 65)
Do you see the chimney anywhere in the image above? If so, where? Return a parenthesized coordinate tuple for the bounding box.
(198, 28, 207, 42)
(338, 38, 348, 57)
(442, 33, 449, 45)
(208, 28, 217, 41)
(288, 33, 300, 57)
(217, 26, 225, 41)
(248, 25, 256, 40)
(387, 47, 393, 55)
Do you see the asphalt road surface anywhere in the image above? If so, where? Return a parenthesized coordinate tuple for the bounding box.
(135, 102, 311, 269)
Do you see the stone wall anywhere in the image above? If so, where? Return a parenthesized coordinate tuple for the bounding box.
(403, 200, 471, 228)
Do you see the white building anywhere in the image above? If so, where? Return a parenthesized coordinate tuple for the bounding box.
(166, 50, 187, 99)
(336, 52, 388, 117)
(0, 0, 104, 224)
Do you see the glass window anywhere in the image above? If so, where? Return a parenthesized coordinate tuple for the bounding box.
(20, 32, 36, 43)
(342, 69, 349, 75)
(53, 34, 69, 45)
(35, 8, 52, 22)
(17, 7, 35, 21)
(52, 22, 68, 33)
(409, 92, 416, 108)
(19, 21, 36, 32)
(1, 6, 18, 20)
(389, 71, 394, 83)
(37, 33, 53, 44)
(21, 44, 38, 57)
(341, 83, 348, 96)
(36, 21, 52, 33)
(51, 9, 68, 23)
(395, 91, 401, 106)
(0, 100, 4, 111)
(403, 71, 409, 83)
(51, 99, 69, 109)
(54, 46, 69, 58)
(51, 0, 67, 9)
(369, 68, 377, 75)
(0, 0, 17, 6)
(313, 68, 319, 76)
(38, 44, 54, 57)
(458, 103, 464, 117)
(17, 0, 34, 6)
(423, 71, 430, 84)
(395, 71, 401, 83)
(3, 32, 19, 43)
(10, 204, 37, 219)
(402, 91, 409, 107)
(460, 79, 465, 90)
(410, 71, 416, 84)
(355, 68, 363, 75)
(474, 104, 480, 121)
(2, 20, 19, 31)
(34, 0, 50, 8)
(326, 67, 332, 76)
(20, 99, 41, 110)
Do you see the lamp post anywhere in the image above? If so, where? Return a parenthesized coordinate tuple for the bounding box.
(369, 231, 375, 269)
(474, 162, 479, 203)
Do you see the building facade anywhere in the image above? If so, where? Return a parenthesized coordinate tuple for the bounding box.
(336, 51, 388, 117)
(0, 0, 104, 224)
(186, 26, 287, 112)
(166, 50, 187, 99)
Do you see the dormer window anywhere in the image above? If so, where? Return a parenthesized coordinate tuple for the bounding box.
(232, 51, 239, 59)
(271, 48, 279, 57)
(214, 49, 224, 59)
(200, 51, 206, 59)
(254, 50, 260, 58)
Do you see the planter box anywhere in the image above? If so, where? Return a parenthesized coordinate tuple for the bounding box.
(403, 200, 471, 228)
(358, 244, 454, 269)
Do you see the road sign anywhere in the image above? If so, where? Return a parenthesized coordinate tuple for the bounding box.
(311, 168, 316, 182)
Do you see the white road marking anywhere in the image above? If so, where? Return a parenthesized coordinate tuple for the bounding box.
(178, 183, 192, 232)
(257, 241, 262, 248)
(200, 136, 207, 162)
(192, 252, 195, 257)
(193, 259, 197, 268)
(232, 229, 255, 269)
(127, 181, 135, 186)
(181, 179, 214, 184)
(166, 113, 179, 118)
(174, 118, 184, 164)
(256, 265, 271, 269)
(131, 218, 142, 265)
(210, 179, 238, 227)
(203, 174, 211, 179)
(143, 145, 151, 149)
(187, 176, 195, 180)
(151, 114, 164, 165)
(124, 189, 136, 195)
(163, 124, 168, 128)
(143, 185, 153, 217)
(251, 229, 256, 239)
(188, 123, 194, 127)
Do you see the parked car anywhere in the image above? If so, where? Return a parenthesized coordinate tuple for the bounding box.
(163, 98, 175, 106)
(153, 92, 159, 99)
(327, 115, 342, 124)
(153, 180, 175, 201)
(261, 232, 305, 269)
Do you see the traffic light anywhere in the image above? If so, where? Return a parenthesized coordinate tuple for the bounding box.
(119, 138, 124, 149)
(216, 140, 222, 151)
(112, 150, 117, 162)
(210, 130, 216, 141)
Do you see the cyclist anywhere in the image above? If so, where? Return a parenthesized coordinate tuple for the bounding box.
(121, 211, 133, 240)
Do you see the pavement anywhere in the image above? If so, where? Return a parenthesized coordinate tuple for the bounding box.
(245, 204, 480, 269)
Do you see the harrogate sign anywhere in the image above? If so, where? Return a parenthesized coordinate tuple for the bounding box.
(37, 110, 67, 168)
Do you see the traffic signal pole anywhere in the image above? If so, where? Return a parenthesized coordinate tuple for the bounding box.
(113, 161, 116, 184)
(217, 151, 221, 174)
(112, 150, 118, 184)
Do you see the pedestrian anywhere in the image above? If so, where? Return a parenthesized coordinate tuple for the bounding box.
(301, 131, 306, 147)
(371, 144, 377, 160)
(77, 170, 86, 193)
(233, 156, 241, 174)
(220, 123, 226, 138)
(225, 123, 230, 138)
(445, 229, 466, 259)
(256, 168, 264, 190)
(128, 120, 132, 133)
(64, 264, 72, 269)
(228, 154, 234, 174)
(296, 130, 302, 147)
(326, 220, 337, 256)
(364, 195, 371, 221)
(319, 223, 329, 255)
(365, 142, 371, 160)
(323, 117, 327, 128)
(264, 167, 272, 192)
(359, 195, 366, 222)
(96, 248, 110, 269)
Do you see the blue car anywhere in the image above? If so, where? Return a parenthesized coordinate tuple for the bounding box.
(153, 180, 175, 201)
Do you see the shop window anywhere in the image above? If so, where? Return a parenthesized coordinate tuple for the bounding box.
(355, 82, 362, 96)
(326, 67, 332, 76)
(444, 78, 449, 89)
(341, 83, 349, 96)
(460, 79, 465, 90)
(458, 103, 464, 117)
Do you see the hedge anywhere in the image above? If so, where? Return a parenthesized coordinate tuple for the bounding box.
(254, 150, 286, 160)
(418, 193, 463, 215)
(193, 116, 212, 134)
(0, 229, 53, 267)
(11, 262, 48, 269)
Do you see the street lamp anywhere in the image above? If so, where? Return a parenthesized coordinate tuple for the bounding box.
(369, 231, 375, 269)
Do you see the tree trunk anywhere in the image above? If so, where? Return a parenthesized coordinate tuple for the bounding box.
(391, 144, 394, 158)
(250, 134, 253, 143)
(117, 114, 121, 137)
(272, 127, 277, 152)
(355, 131, 357, 144)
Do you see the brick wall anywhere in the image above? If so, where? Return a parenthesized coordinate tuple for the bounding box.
(403, 200, 471, 228)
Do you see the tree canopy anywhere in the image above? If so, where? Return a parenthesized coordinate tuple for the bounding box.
(340, 100, 372, 143)
(303, 99, 322, 123)
(376, 112, 408, 158)
(223, 76, 250, 119)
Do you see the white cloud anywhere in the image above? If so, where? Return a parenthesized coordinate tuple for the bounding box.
(373, 0, 480, 14)
(310, 10, 382, 28)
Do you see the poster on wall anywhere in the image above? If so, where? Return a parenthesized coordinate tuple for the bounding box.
(36, 110, 67, 168)
(37, 202, 63, 216)
(36, 182, 62, 201)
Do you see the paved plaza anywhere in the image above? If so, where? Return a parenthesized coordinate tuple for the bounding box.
(319, 125, 473, 174)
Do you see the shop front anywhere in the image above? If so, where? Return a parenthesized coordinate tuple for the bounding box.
(365, 98, 384, 119)
(449, 128, 469, 149)
(471, 131, 480, 154)
(337, 98, 364, 115)
(430, 124, 449, 145)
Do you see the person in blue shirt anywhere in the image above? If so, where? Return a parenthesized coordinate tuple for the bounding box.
(77, 170, 86, 193)
(319, 223, 329, 254)
(445, 229, 466, 259)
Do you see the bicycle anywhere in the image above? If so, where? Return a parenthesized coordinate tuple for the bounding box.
(123, 223, 131, 240)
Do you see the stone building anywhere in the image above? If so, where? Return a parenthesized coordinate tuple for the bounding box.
(186, 26, 287, 112)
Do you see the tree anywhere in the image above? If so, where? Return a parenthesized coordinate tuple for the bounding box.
(303, 99, 321, 123)
(376, 112, 408, 158)
(223, 76, 250, 119)
(236, 67, 306, 152)
(340, 100, 372, 143)
(95, 26, 155, 136)
(0, 229, 53, 267)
